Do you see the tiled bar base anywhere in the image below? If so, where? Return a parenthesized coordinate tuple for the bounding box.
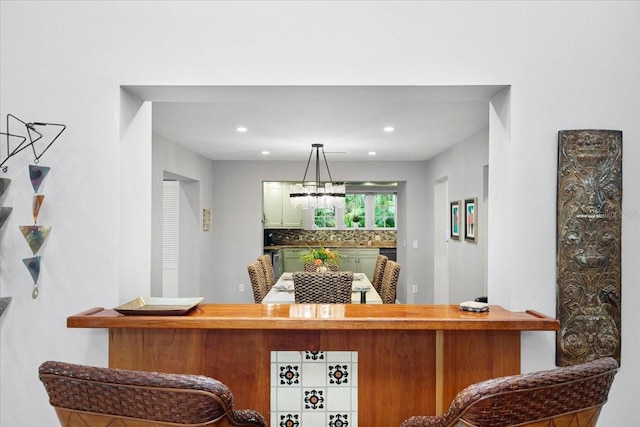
(271, 351, 358, 427)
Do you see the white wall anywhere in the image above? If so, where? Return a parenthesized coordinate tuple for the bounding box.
(1, 2, 639, 425)
(425, 128, 489, 304)
(152, 132, 216, 298)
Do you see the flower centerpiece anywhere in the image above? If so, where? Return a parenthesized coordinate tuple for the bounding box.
(299, 243, 340, 272)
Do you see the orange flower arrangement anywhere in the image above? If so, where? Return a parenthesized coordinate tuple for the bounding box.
(299, 243, 341, 268)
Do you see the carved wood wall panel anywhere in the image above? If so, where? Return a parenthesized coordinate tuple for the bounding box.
(556, 130, 622, 366)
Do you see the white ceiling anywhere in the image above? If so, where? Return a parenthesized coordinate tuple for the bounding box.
(126, 85, 507, 162)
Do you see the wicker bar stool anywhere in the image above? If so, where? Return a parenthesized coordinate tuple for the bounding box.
(400, 357, 618, 427)
(39, 360, 267, 427)
(293, 271, 353, 303)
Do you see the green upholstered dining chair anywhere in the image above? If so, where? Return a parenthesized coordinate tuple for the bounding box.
(400, 357, 618, 427)
(39, 360, 267, 427)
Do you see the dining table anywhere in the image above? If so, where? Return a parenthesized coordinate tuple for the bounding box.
(261, 271, 383, 304)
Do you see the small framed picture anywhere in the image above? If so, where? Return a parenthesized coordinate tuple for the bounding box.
(450, 200, 461, 241)
(464, 198, 477, 243)
(203, 208, 212, 231)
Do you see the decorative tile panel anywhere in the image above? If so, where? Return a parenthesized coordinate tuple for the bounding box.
(556, 130, 622, 366)
(271, 351, 358, 427)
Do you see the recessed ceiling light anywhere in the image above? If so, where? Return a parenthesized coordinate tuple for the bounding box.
(383, 126, 395, 132)
(368, 151, 377, 156)
(261, 151, 270, 155)
(236, 126, 248, 133)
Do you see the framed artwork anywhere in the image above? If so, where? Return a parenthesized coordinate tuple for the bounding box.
(450, 200, 461, 240)
(203, 208, 212, 231)
(464, 198, 477, 243)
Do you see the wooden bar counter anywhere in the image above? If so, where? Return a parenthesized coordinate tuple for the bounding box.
(68, 304, 558, 426)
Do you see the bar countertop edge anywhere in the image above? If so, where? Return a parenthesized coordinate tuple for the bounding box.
(67, 304, 560, 331)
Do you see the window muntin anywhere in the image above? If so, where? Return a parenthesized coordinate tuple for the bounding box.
(314, 207, 336, 228)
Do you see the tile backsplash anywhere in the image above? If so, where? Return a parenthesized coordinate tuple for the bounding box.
(268, 229, 396, 244)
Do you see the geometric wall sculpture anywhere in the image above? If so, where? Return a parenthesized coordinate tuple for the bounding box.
(0, 178, 11, 229)
(556, 129, 622, 366)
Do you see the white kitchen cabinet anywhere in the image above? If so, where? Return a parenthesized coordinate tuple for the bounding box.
(339, 248, 379, 281)
(356, 248, 380, 281)
(336, 248, 358, 274)
(332, 248, 378, 280)
(263, 182, 303, 228)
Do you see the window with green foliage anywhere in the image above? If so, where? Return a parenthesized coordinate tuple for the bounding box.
(312, 193, 396, 229)
(314, 207, 336, 228)
(344, 194, 365, 228)
(374, 194, 396, 228)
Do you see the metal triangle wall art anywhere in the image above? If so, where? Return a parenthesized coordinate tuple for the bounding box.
(27, 122, 66, 162)
(1, 114, 65, 300)
(0, 178, 12, 229)
(0, 177, 10, 197)
(19, 225, 52, 254)
(0, 297, 12, 318)
(21, 164, 54, 299)
(23, 256, 41, 285)
(1, 132, 27, 171)
(32, 194, 45, 222)
(0, 207, 12, 230)
(1, 114, 66, 171)
(29, 165, 50, 193)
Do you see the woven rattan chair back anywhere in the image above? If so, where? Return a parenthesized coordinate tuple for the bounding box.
(371, 254, 388, 294)
(304, 262, 339, 272)
(400, 357, 618, 427)
(247, 261, 268, 303)
(39, 360, 267, 427)
(380, 260, 400, 304)
(293, 271, 354, 303)
(257, 254, 276, 288)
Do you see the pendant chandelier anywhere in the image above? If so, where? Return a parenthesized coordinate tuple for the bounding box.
(290, 143, 346, 209)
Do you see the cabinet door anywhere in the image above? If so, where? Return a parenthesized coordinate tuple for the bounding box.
(263, 182, 283, 228)
(357, 248, 380, 281)
(283, 249, 306, 272)
(338, 249, 358, 273)
(281, 183, 303, 228)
